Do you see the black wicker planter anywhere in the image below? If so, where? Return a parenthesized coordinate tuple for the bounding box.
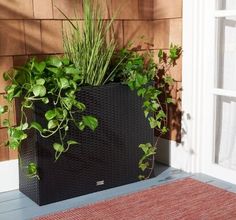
(18, 83, 153, 205)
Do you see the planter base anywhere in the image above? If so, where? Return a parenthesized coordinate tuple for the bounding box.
(19, 83, 153, 205)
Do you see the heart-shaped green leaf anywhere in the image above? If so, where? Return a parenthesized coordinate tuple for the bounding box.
(42, 97, 49, 104)
(36, 78, 45, 85)
(59, 78, 69, 89)
(11, 129, 27, 140)
(67, 140, 78, 146)
(3, 119, 10, 127)
(9, 139, 20, 149)
(61, 97, 73, 110)
(21, 123, 28, 130)
(33, 85, 46, 97)
(53, 143, 64, 153)
(35, 62, 46, 73)
(27, 162, 38, 176)
(73, 101, 86, 111)
(48, 120, 58, 130)
(30, 122, 43, 132)
(47, 57, 62, 67)
(0, 105, 8, 114)
(46, 67, 59, 74)
(61, 57, 70, 65)
(82, 116, 98, 131)
(45, 109, 57, 121)
(64, 67, 78, 74)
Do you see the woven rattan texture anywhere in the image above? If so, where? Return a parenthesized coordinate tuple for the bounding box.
(19, 83, 153, 205)
(17, 99, 40, 204)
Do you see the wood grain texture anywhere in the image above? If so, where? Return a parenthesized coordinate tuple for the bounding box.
(33, 0, 53, 19)
(0, 20, 25, 56)
(0, 0, 33, 19)
(0, 56, 13, 93)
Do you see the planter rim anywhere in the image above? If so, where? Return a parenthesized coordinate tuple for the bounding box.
(78, 82, 125, 90)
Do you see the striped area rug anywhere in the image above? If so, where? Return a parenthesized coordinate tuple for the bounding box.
(36, 178, 236, 220)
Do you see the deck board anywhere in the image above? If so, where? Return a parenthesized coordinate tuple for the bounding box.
(0, 197, 34, 214)
(0, 164, 235, 220)
(0, 190, 24, 203)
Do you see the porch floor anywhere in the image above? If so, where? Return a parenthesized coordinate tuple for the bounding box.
(1, 163, 236, 220)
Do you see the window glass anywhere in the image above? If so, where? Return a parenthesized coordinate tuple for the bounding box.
(218, 0, 236, 10)
(214, 96, 236, 171)
(216, 17, 236, 90)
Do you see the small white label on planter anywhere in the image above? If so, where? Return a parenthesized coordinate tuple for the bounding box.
(96, 180, 105, 186)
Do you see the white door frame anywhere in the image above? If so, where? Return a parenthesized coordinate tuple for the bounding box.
(182, 0, 236, 184)
(182, 0, 215, 174)
(156, 1, 215, 174)
(0, 160, 19, 193)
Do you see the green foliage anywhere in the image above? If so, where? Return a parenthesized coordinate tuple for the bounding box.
(112, 44, 182, 179)
(139, 143, 156, 172)
(0, 105, 8, 114)
(0, 42, 181, 180)
(27, 163, 39, 179)
(0, 0, 182, 182)
(0, 57, 98, 177)
(62, 0, 117, 86)
(81, 116, 98, 131)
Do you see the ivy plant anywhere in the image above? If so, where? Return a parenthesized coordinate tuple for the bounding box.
(0, 0, 181, 181)
(0, 46, 181, 180)
(112, 44, 182, 179)
(0, 56, 98, 177)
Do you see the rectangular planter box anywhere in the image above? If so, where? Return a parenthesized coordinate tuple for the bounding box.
(18, 83, 153, 205)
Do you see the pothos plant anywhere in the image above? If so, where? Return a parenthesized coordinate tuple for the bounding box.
(0, 44, 181, 181)
(111, 44, 182, 179)
(0, 56, 98, 178)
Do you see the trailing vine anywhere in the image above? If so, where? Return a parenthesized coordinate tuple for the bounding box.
(0, 56, 98, 177)
(111, 44, 182, 179)
(0, 44, 181, 180)
(0, 0, 182, 181)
